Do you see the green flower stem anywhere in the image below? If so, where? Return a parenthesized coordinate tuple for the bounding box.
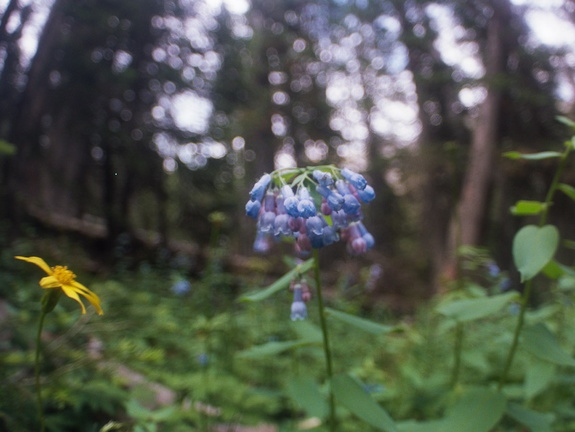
(35, 309, 48, 432)
(312, 249, 336, 432)
(498, 279, 532, 391)
(499, 142, 572, 390)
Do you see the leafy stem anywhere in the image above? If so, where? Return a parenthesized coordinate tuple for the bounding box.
(499, 141, 573, 390)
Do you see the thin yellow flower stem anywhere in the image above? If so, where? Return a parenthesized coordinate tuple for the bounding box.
(35, 309, 47, 432)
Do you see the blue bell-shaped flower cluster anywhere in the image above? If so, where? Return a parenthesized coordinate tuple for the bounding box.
(245, 166, 376, 256)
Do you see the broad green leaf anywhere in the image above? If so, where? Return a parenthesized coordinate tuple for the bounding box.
(332, 373, 397, 432)
(522, 323, 575, 366)
(510, 200, 546, 216)
(442, 388, 506, 432)
(239, 258, 313, 302)
(513, 225, 559, 282)
(237, 339, 319, 358)
(285, 375, 328, 419)
(506, 403, 555, 432)
(397, 420, 445, 432)
(291, 320, 323, 342)
(435, 291, 518, 322)
(399, 388, 506, 432)
(525, 357, 555, 399)
(558, 183, 575, 202)
(542, 260, 565, 279)
(325, 307, 396, 335)
(503, 151, 562, 160)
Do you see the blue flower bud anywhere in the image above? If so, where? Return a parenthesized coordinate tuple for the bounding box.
(357, 185, 375, 203)
(290, 284, 307, 320)
(249, 173, 272, 201)
(245, 200, 261, 219)
(297, 187, 316, 218)
(342, 194, 361, 215)
(313, 170, 334, 186)
(341, 168, 367, 190)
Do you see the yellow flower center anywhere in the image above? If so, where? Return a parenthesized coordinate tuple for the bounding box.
(51, 265, 76, 285)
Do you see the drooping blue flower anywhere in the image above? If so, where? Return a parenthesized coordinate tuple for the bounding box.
(245, 199, 261, 219)
(290, 283, 307, 320)
(357, 185, 375, 203)
(253, 231, 272, 253)
(249, 173, 272, 201)
(357, 222, 375, 249)
(297, 187, 316, 218)
(335, 180, 361, 215)
(317, 184, 344, 211)
(282, 185, 300, 218)
(341, 168, 367, 190)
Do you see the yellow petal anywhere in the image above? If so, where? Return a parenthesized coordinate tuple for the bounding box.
(15, 256, 53, 276)
(39, 275, 62, 289)
(71, 281, 104, 315)
(60, 284, 87, 314)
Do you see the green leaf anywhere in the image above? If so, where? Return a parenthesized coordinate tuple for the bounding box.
(325, 307, 396, 335)
(435, 291, 518, 322)
(0, 139, 15, 155)
(443, 388, 506, 432)
(237, 339, 319, 358)
(332, 373, 397, 432)
(510, 200, 547, 216)
(285, 375, 328, 419)
(239, 258, 313, 302)
(558, 183, 575, 202)
(506, 403, 555, 432)
(556, 115, 575, 130)
(513, 225, 559, 282)
(522, 323, 575, 367)
(524, 357, 555, 399)
(399, 388, 506, 432)
(503, 151, 562, 160)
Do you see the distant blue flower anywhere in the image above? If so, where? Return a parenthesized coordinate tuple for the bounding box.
(171, 279, 191, 296)
(197, 353, 209, 367)
(290, 284, 307, 320)
(487, 262, 500, 277)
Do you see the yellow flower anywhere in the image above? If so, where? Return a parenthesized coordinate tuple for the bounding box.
(15, 256, 103, 315)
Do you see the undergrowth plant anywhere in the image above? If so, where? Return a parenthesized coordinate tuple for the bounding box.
(5, 120, 575, 431)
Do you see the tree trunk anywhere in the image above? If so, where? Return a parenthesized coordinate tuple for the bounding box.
(444, 0, 509, 279)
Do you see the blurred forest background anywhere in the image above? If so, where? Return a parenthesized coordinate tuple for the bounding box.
(5, 0, 575, 431)
(1, 0, 575, 301)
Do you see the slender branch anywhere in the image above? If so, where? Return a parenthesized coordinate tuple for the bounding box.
(313, 249, 336, 432)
